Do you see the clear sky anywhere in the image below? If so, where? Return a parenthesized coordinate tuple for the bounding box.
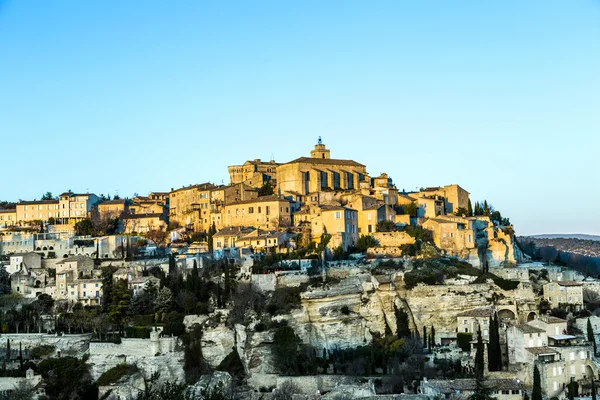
(1, 1, 599, 236)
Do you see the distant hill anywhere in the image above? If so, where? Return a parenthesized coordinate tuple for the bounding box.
(528, 234, 600, 241)
(518, 236, 600, 259)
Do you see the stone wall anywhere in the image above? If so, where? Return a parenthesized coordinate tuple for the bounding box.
(252, 274, 277, 292)
(3, 333, 91, 357)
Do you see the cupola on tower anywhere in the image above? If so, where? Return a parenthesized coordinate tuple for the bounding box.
(310, 137, 331, 159)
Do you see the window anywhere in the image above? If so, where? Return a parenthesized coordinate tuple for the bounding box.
(83, 284, 87, 288)
(483, 320, 487, 325)
(502, 390, 509, 395)
(580, 351, 586, 359)
(484, 329, 488, 336)
(463, 320, 468, 325)
(249, 207, 254, 214)
(335, 211, 342, 219)
(570, 352, 575, 361)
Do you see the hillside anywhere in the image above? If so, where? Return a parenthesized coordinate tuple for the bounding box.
(529, 234, 600, 241)
(519, 236, 600, 258)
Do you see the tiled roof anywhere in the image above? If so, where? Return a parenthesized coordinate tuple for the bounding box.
(556, 281, 583, 287)
(17, 200, 59, 205)
(526, 347, 558, 355)
(170, 183, 216, 194)
(457, 307, 493, 317)
(214, 227, 253, 237)
(284, 157, 365, 167)
(541, 316, 568, 324)
(123, 213, 163, 219)
(515, 324, 546, 334)
(99, 199, 127, 205)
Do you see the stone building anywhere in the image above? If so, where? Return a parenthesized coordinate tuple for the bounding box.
(222, 195, 293, 231)
(543, 281, 584, 310)
(422, 217, 476, 253)
(276, 139, 369, 196)
(412, 184, 470, 214)
(456, 307, 494, 342)
(7, 252, 42, 275)
(97, 199, 129, 219)
(295, 204, 358, 250)
(0, 209, 16, 229)
(228, 159, 279, 188)
(122, 213, 167, 234)
(169, 183, 216, 232)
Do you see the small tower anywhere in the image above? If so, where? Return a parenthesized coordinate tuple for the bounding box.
(310, 137, 331, 159)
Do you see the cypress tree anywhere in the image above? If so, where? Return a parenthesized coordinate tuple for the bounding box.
(493, 312, 502, 370)
(483, 200, 490, 216)
(468, 199, 473, 216)
(431, 326, 436, 349)
(488, 316, 497, 371)
(18, 342, 23, 370)
(592, 377, 597, 400)
(474, 327, 484, 379)
(532, 365, 542, 400)
(588, 319, 597, 355)
(423, 326, 427, 349)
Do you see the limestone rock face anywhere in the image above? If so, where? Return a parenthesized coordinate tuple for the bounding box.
(235, 324, 277, 377)
(187, 371, 233, 398)
(201, 324, 236, 368)
(292, 275, 389, 350)
(89, 349, 185, 393)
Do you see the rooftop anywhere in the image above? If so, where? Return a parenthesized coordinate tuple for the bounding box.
(514, 324, 546, 334)
(457, 307, 493, 318)
(556, 281, 583, 287)
(526, 346, 558, 356)
(284, 156, 365, 167)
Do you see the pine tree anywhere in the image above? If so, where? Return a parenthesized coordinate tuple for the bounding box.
(532, 365, 542, 400)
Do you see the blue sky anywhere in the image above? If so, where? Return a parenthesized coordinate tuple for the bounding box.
(1, 1, 599, 235)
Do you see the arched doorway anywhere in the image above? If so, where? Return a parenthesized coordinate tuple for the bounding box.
(498, 309, 516, 321)
(527, 312, 537, 322)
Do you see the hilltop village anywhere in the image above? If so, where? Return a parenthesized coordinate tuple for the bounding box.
(0, 139, 597, 400)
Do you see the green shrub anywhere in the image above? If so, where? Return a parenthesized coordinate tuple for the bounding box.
(125, 326, 151, 339)
(30, 344, 56, 359)
(96, 363, 138, 386)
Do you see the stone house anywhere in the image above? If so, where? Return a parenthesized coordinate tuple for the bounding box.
(128, 276, 160, 296)
(78, 279, 103, 306)
(456, 307, 494, 342)
(0, 209, 16, 229)
(506, 324, 548, 364)
(543, 281, 584, 310)
(412, 184, 470, 214)
(122, 213, 167, 234)
(7, 252, 42, 275)
(296, 204, 358, 251)
(422, 217, 475, 252)
(97, 199, 128, 220)
(168, 183, 217, 232)
(235, 229, 293, 253)
(213, 227, 253, 250)
(222, 195, 293, 231)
